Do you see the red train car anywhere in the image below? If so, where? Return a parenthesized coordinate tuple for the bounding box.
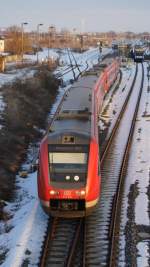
(37, 60, 119, 217)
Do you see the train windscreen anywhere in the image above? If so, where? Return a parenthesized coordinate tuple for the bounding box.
(48, 145, 89, 183)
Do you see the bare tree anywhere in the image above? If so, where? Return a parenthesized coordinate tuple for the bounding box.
(5, 25, 31, 55)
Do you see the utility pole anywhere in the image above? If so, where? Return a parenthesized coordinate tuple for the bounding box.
(37, 23, 43, 63)
(21, 22, 28, 63)
(48, 25, 54, 59)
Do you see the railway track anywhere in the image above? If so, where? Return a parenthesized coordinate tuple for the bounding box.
(85, 63, 144, 266)
(100, 63, 138, 161)
(108, 63, 144, 267)
(54, 48, 99, 82)
(39, 218, 85, 267)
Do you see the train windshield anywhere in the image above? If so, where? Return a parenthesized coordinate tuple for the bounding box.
(49, 152, 87, 172)
(48, 145, 89, 182)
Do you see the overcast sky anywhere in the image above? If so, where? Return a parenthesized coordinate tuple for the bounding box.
(0, 0, 149, 32)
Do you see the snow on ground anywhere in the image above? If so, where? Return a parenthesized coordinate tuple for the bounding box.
(27, 47, 112, 86)
(0, 47, 111, 89)
(0, 171, 48, 267)
(137, 242, 150, 267)
(24, 48, 58, 63)
(99, 61, 150, 266)
(125, 63, 150, 266)
(0, 68, 36, 88)
(116, 62, 150, 266)
(133, 63, 150, 227)
(24, 47, 111, 66)
(0, 72, 14, 130)
(99, 61, 136, 135)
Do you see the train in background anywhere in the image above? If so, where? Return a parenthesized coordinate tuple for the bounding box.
(132, 45, 145, 63)
(128, 44, 146, 63)
(112, 41, 148, 63)
(37, 60, 120, 217)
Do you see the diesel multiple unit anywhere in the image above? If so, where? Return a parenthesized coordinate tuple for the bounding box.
(37, 60, 119, 217)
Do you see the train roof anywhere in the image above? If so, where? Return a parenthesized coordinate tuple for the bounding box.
(48, 74, 98, 137)
(47, 58, 115, 141)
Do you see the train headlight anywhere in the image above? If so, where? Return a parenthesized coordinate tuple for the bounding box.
(49, 190, 59, 195)
(65, 175, 71, 180)
(80, 190, 85, 196)
(76, 190, 85, 196)
(50, 190, 55, 195)
(74, 175, 79, 181)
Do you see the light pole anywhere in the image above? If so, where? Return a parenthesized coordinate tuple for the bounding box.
(73, 28, 77, 48)
(37, 23, 43, 63)
(48, 25, 55, 59)
(80, 34, 83, 52)
(21, 22, 28, 63)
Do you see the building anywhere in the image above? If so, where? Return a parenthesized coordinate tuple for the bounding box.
(0, 55, 5, 72)
(0, 37, 4, 53)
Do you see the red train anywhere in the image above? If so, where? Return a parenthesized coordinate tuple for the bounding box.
(37, 60, 119, 217)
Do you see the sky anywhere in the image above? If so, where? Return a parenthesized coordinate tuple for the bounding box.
(0, 0, 150, 32)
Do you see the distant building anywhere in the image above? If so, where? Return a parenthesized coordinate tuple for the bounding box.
(0, 37, 4, 53)
(0, 55, 5, 72)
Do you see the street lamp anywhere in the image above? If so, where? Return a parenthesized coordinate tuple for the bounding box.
(37, 23, 43, 63)
(21, 22, 28, 63)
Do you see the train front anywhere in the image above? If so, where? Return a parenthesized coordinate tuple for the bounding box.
(38, 131, 100, 217)
(133, 45, 145, 63)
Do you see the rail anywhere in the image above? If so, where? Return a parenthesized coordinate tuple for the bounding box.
(100, 63, 138, 164)
(39, 218, 86, 267)
(108, 63, 144, 267)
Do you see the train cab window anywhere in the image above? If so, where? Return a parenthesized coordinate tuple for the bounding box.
(49, 152, 87, 172)
(48, 145, 89, 183)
